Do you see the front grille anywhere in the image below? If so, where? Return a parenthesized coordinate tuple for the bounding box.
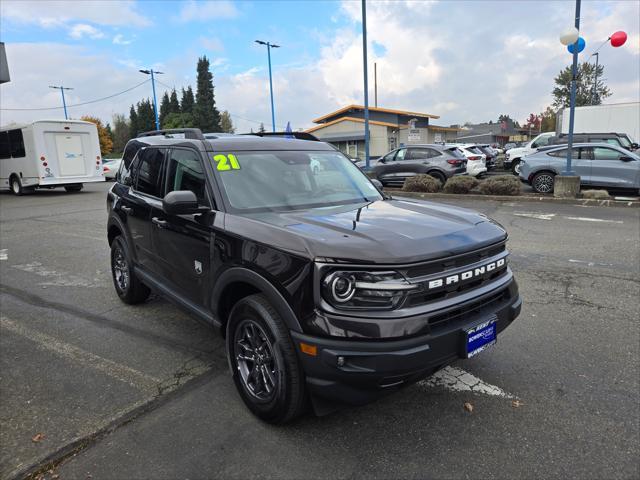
(398, 241, 509, 310)
(428, 288, 510, 331)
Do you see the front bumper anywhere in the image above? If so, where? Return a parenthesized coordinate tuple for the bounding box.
(292, 278, 522, 406)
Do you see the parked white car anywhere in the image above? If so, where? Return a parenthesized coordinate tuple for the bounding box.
(456, 145, 487, 177)
(504, 132, 555, 174)
(102, 158, 122, 180)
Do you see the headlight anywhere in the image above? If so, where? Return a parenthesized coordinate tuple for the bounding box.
(322, 270, 418, 310)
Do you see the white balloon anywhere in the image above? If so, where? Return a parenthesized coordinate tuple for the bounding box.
(559, 27, 579, 46)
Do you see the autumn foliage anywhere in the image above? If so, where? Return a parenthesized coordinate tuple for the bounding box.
(80, 115, 113, 156)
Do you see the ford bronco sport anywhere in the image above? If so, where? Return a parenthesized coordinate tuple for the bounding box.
(107, 128, 522, 423)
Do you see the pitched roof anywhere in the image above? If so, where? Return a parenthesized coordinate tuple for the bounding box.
(305, 116, 400, 133)
(312, 105, 439, 123)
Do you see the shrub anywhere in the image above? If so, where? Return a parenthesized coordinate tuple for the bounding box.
(402, 174, 442, 193)
(443, 176, 479, 194)
(478, 175, 521, 196)
(581, 189, 610, 199)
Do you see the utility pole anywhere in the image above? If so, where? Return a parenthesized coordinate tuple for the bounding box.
(563, 0, 581, 176)
(591, 52, 599, 105)
(362, 0, 370, 169)
(49, 85, 73, 120)
(374, 62, 378, 108)
(255, 40, 280, 132)
(139, 69, 164, 130)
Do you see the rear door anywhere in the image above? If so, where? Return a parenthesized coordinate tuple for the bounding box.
(590, 146, 638, 188)
(124, 147, 166, 275)
(150, 147, 213, 306)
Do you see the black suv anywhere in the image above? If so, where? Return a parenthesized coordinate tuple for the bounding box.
(107, 128, 521, 423)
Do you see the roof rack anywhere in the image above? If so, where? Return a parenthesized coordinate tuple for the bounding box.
(243, 131, 320, 142)
(137, 128, 206, 140)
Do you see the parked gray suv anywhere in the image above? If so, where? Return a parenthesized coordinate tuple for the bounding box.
(519, 143, 640, 194)
(358, 145, 467, 187)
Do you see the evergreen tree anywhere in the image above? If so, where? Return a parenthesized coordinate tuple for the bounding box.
(129, 104, 138, 138)
(112, 113, 130, 153)
(159, 92, 171, 127)
(169, 89, 181, 114)
(539, 106, 557, 132)
(258, 122, 266, 133)
(220, 111, 235, 133)
(136, 99, 156, 133)
(552, 62, 611, 108)
(194, 56, 221, 132)
(181, 86, 195, 114)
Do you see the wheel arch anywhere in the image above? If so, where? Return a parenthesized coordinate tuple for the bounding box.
(212, 268, 303, 336)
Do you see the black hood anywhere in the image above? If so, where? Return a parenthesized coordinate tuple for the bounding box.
(224, 198, 506, 264)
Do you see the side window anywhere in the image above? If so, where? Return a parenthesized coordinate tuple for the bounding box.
(135, 148, 165, 197)
(536, 136, 550, 147)
(0, 131, 10, 159)
(593, 147, 622, 161)
(164, 149, 209, 206)
(548, 148, 579, 158)
(395, 148, 407, 161)
(383, 150, 396, 162)
(8, 129, 26, 157)
(427, 148, 442, 158)
(407, 148, 429, 160)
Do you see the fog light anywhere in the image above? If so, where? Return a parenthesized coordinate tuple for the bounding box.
(337, 356, 345, 367)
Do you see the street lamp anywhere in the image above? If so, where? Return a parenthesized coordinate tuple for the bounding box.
(255, 40, 280, 132)
(361, 0, 371, 170)
(139, 69, 164, 131)
(49, 85, 73, 120)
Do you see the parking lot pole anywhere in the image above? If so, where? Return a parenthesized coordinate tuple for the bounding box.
(48, 85, 73, 120)
(362, 0, 370, 169)
(150, 69, 160, 131)
(563, 0, 581, 175)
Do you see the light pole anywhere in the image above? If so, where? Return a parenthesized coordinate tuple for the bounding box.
(361, 0, 370, 169)
(255, 40, 280, 132)
(139, 69, 163, 130)
(49, 85, 73, 119)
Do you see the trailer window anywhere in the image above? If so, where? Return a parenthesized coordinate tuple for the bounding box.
(8, 129, 25, 158)
(0, 132, 10, 159)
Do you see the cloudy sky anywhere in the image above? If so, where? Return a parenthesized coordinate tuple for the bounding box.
(0, 0, 638, 132)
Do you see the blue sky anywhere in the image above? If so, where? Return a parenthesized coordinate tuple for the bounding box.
(1, 0, 638, 132)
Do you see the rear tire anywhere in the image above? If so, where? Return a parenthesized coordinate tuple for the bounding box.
(10, 176, 23, 196)
(426, 171, 446, 185)
(532, 172, 555, 194)
(110, 236, 150, 304)
(227, 294, 307, 424)
(65, 184, 83, 192)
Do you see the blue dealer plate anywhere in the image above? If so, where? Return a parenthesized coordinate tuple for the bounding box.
(465, 319, 497, 358)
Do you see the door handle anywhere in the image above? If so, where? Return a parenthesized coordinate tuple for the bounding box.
(152, 217, 168, 228)
(121, 205, 133, 214)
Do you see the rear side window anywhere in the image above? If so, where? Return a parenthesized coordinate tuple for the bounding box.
(135, 148, 165, 197)
(8, 130, 26, 157)
(0, 131, 10, 159)
(164, 149, 209, 206)
(548, 148, 579, 158)
(407, 148, 433, 160)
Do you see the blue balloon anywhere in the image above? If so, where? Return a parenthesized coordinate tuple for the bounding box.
(567, 37, 586, 54)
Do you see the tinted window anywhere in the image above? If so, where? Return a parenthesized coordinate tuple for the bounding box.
(548, 148, 579, 158)
(395, 148, 407, 161)
(122, 140, 144, 169)
(383, 150, 396, 162)
(165, 149, 208, 206)
(407, 148, 432, 160)
(0, 131, 10, 159)
(135, 148, 165, 197)
(445, 147, 466, 159)
(8, 129, 26, 157)
(593, 147, 623, 161)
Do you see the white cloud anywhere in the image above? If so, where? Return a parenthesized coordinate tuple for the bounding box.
(0, 0, 150, 27)
(200, 37, 225, 52)
(113, 34, 133, 46)
(69, 24, 105, 40)
(177, 1, 239, 23)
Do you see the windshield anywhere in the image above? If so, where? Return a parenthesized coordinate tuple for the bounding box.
(618, 136, 632, 148)
(211, 150, 382, 212)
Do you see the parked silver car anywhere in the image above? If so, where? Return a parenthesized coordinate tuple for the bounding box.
(519, 143, 640, 194)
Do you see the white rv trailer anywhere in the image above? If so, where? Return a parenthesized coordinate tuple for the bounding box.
(0, 119, 105, 195)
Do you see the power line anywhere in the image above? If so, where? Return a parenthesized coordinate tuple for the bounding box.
(0, 79, 151, 111)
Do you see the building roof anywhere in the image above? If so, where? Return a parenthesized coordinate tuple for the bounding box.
(312, 104, 439, 124)
(305, 116, 400, 133)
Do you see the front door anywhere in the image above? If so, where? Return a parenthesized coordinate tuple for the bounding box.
(150, 147, 213, 307)
(590, 146, 638, 188)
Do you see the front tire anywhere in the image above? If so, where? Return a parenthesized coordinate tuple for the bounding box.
(511, 159, 522, 175)
(110, 236, 150, 304)
(10, 176, 24, 196)
(227, 294, 307, 424)
(532, 172, 555, 194)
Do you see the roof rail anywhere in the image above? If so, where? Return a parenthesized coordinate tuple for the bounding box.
(243, 131, 320, 142)
(137, 128, 206, 140)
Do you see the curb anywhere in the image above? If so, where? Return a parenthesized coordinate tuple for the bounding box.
(385, 189, 640, 208)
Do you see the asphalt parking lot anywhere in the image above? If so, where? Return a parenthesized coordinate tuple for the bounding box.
(1, 182, 638, 480)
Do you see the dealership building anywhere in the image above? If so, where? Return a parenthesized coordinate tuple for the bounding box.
(306, 105, 459, 158)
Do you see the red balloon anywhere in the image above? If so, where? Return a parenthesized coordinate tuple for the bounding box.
(610, 31, 627, 48)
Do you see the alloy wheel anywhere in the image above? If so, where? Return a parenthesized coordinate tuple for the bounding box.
(234, 319, 278, 402)
(533, 173, 555, 193)
(113, 246, 130, 292)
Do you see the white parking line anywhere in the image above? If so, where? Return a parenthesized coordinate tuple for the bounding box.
(0, 316, 161, 391)
(564, 216, 623, 224)
(11, 261, 103, 288)
(419, 366, 515, 398)
(513, 212, 556, 221)
(0, 249, 7, 261)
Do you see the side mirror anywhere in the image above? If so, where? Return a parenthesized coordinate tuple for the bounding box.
(630, 143, 639, 150)
(163, 190, 203, 215)
(619, 156, 633, 162)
